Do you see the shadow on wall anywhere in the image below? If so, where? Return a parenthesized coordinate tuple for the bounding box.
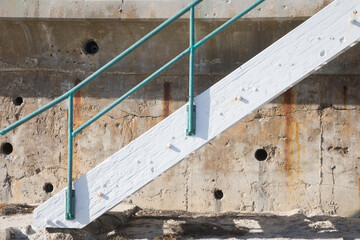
(1, 74, 360, 108)
(0, 18, 359, 101)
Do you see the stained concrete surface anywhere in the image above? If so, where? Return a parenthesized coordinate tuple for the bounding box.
(0, 0, 335, 20)
(0, 17, 360, 219)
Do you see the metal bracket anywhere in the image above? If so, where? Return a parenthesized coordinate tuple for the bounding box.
(186, 105, 196, 136)
(65, 189, 75, 220)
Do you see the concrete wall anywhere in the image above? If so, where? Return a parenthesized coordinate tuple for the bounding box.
(0, 0, 334, 19)
(1, 0, 360, 217)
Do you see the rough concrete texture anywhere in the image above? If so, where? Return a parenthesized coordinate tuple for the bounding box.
(1, 208, 360, 239)
(0, 0, 334, 19)
(0, 204, 139, 240)
(0, 17, 360, 219)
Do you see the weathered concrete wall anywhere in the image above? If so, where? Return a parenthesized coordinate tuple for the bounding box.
(0, 0, 334, 19)
(0, 14, 359, 217)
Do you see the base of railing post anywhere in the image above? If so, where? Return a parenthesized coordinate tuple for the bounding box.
(186, 105, 196, 136)
(65, 189, 75, 220)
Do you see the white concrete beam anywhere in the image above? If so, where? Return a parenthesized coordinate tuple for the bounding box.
(33, 0, 360, 228)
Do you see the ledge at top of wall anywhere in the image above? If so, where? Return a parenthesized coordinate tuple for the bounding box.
(0, 0, 333, 20)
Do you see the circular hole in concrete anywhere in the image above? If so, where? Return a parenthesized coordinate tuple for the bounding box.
(214, 189, 223, 200)
(83, 40, 99, 55)
(1, 142, 13, 155)
(255, 149, 268, 161)
(13, 97, 23, 106)
(43, 183, 54, 193)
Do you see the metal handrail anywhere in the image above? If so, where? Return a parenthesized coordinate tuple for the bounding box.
(0, 0, 203, 136)
(0, 0, 265, 220)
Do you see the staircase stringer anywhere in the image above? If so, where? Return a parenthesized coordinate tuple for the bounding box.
(34, 0, 360, 229)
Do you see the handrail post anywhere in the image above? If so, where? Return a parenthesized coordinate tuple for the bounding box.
(187, 0, 196, 136)
(66, 93, 75, 220)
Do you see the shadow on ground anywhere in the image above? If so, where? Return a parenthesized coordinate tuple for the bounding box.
(54, 209, 360, 239)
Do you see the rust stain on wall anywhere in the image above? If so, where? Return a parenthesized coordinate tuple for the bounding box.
(163, 82, 172, 118)
(74, 79, 82, 112)
(282, 87, 302, 207)
(202, 141, 232, 173)
(73, 78, 82, 178)
(343, 85, 348, 109)
(283, 88, 295, 175)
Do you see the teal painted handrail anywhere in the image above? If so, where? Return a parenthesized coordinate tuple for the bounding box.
(187, 1, 196, 136)
(73, 0, 265, 137)
(67, 94, 75, 219)
(0, 0, 265, 220)
(0, 0, 203, 137)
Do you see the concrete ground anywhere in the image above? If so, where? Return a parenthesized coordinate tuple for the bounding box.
(1, 204, 360, 240)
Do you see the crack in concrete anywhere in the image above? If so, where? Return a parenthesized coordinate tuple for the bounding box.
(3, 172, 12, 198)
(244, 106, 360, 124)
(241, 114, 286, 123)
(335, 169, 356, 175)
(327, 146, 348, 155)
(267, 182, 358, 191)
(119, 0, 125, 13)
(108, 110, 166, 120)
(320, 183, 358, 191)
(331, 166, 336, 196)
(0, 67, 228, 77)
(152, 188, 173, 198)
(184, 159, 189, 212)
(319, 107, 324, 209)
(0, 67, 86, 74)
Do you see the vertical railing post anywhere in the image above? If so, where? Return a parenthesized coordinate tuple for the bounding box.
(187, 0, 196, 136)
(66, 93, 75, 220)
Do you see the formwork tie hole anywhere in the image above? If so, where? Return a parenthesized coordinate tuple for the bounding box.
(255, 148, 268, 161)
(13, 97, 23, 106)
(83, 40, 99, 55)
(1, 142, 13, 155)
(214, 189, 224, 200)
(43, 183, 54, 193)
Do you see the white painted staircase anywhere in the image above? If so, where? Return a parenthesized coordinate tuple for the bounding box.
(34, 0, 360, 228)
